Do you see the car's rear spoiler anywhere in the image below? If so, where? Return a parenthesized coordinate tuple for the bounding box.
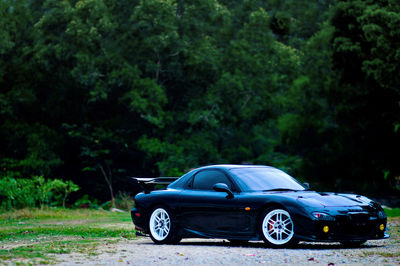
(131, 177, 179, 193)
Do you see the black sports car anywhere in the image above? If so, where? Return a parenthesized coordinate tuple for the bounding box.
(131, 165, 389, 247)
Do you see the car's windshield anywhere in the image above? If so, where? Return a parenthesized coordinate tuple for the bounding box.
(230, 167, 306, 192)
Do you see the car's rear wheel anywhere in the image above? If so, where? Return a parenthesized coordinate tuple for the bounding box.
(149, 207, 181, 244)
(259, 208, 297, 248)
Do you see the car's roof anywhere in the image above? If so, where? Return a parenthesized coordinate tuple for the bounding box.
(195, 164, 276, 171)
(168, 164, 285, 189)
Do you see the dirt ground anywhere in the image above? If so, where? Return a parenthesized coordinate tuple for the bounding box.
(53, 219, 399, 266)
(2, 217, 398, 265)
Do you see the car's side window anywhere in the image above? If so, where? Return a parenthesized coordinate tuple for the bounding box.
(192, 170, 233, 191)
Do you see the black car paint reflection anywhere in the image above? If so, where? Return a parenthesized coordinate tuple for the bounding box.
(131, 165, 389, 247)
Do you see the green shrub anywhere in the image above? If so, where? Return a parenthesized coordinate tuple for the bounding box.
(0, 178, 37, 209)
(74, 194, 99, 209)
(0, 177, 79, 210)
(115, 192, 134, 211)
(384, 208, 400, 217)
(100, 200, 112, 210)
(49, 179, 80, 207)
(99, 192, 134, 211)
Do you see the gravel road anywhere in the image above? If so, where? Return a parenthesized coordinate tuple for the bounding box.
(57, 232, 399, 265)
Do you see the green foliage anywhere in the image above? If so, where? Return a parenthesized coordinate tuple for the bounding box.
(328, 0, 400, 190)
(115, 192, 134, 211)
(0, 177, 80, 209)
(384, 208, 400, 218)
(100, 191, 134, 211)
(0, 0, 398, 197)
(0, 177, 37, 209)
(74, 194, 100, 209)
(54, 180, 80, 208)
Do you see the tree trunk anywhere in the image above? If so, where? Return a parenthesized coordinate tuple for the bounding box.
(100, 164, 115, 208)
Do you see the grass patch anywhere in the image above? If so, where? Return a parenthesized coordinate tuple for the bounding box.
(0, 225, 135, 241)
(362, 251, 400, 258)
(384, 208, 400, 218)
(0, 239, 103, 262)
(0, 208, 135, 264)
(0, 207, 131, 223)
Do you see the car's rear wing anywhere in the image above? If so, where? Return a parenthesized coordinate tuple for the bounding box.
(131, 177, 179, 193)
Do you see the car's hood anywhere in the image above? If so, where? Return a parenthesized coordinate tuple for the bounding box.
(289, 191, 369, 207)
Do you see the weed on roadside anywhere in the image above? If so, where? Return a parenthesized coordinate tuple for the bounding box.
(361, 251, 400, 258)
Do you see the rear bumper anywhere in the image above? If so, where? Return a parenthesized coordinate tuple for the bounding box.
(131, 207, 147, 234)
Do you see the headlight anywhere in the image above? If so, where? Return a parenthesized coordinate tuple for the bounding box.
(369, 201, 381, 209)
(378, 210, 387, 219)
(312, 212, 335, 221)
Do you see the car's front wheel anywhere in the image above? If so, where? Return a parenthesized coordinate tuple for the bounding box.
(149, 207, 180, 244)
(259, 208, 297, 248)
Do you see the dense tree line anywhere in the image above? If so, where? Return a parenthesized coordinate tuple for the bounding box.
(1, 0, 399, 202)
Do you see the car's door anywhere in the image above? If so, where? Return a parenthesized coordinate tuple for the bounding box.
(176, 169, 250, 237)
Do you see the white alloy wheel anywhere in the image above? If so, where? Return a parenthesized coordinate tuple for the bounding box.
(149, 208, 171, 241)
(262, 209, 294, 245)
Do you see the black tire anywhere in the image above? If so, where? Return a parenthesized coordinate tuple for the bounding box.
(340, 240, 367, 247)
(169, 235, 183, 244)
(259, 208, 298, 248)
(148, 206, 180, 244)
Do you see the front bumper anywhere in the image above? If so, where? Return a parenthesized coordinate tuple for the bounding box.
(296, 214, 388, 242)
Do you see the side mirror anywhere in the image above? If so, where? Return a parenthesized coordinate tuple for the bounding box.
(303, 182, 310, 190)
(212, 183, 234, 199)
